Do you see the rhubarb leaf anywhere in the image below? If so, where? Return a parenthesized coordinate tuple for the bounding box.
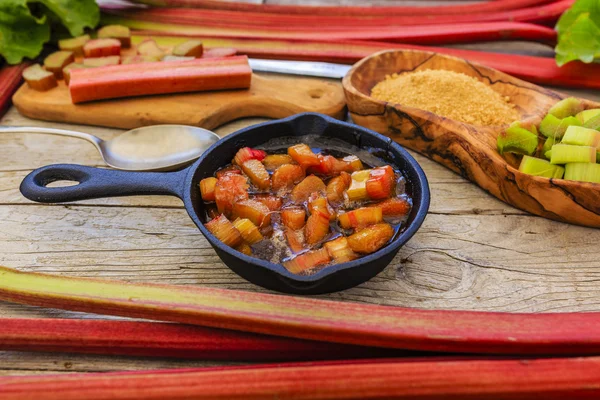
(555, 0, 600, 66)
(35, 0, 99, 37)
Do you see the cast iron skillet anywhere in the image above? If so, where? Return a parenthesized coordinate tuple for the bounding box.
(20, 113, 430, 294)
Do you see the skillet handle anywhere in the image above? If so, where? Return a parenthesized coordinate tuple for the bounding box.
(20, 164, 188, 203)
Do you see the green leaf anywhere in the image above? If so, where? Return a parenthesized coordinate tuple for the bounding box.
(555, 0, 600, 66)
(555, 0, 600, 35)
(35, 0, 99, 37)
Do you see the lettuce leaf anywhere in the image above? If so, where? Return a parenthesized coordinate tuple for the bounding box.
(0, 0, 99, 64)
(555, 0, 600, 66)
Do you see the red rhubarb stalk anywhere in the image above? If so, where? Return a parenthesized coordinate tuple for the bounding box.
(131, 34, 600, 90)
(2, 357, 600, 399)
(2, 265, 600, 355)
(124, 0, 558, 16)
(0, 62, 30, 119)
(0, 318, 393, 360)
(68, 55, 251, 103)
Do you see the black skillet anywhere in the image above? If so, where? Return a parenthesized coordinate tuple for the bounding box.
(20, 113, 430, 294)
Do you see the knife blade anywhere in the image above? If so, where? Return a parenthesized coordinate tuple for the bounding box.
(248, 58, 352, 79)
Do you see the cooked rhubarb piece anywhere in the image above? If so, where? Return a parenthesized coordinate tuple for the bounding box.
(162, 55, 195, 62)
(347, 223, 394, 254)
(338, 207, 383, 229)
(305, 209, 330, 245)
(22, 64, 57, 92)
(376, 197, 411, 216)
(326, 172, 351, 204)
(253, 194, 282, 211)
(137, 39, 165, 58)
(235, 242, 253, 255)
(216, 165, 242, 179)
(83, 38, 121, 58)
(284, 248, 331, 274)
(206, 205, 220, 220)
(97, 25, 131, 48)
(203, 48, 237, 58)
(263, 154, 294, 171)
(69, 56, 253, 104)
(346, 170, 371, 202)
(288, 144, 320, 168)
(290, 175, 326, 203)
(205, 215, 243, 248)
(232, 199, 271, 227)
(233, 147, 267, 166)
(233, 218, 263, 245)
(285, 229, 306, 253)
(83, 56, 121, 67)
(242, 159, 270, 190)
(122, 55, 162, 64)
(44, 51, 74, 79)
(366, 166, 396, 200)
(281, 208, 306, 230)
(308, 155, 336, 175)
(308, 194, 334, 220)
(58, 35, 90, 56)
(200, 177, 218, 201)
(343, 155, 364, 171)
(173, 39, 204, 57)
(324, 237, 358, 264)
(214, 174, 249, 216)
(272, 164, 305, 192)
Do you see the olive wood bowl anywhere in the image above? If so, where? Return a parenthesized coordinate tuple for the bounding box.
(343, 49, 600, 228)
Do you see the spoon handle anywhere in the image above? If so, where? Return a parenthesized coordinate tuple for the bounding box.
(0, 126, 102, 148)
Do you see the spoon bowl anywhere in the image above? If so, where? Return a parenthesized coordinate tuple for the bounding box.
(343, 49, 600, 228)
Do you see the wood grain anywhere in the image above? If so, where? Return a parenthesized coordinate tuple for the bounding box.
(343, 49, 600, 228)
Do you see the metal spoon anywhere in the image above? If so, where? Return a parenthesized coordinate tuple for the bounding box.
(0, 125, 221, 171)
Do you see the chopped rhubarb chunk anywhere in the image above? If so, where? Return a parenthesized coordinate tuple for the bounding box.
(263, 154, 294, 171)
(122, 55, 162, 64)
(346, 170, 372, 202)
(63, 63, 91, 85)
(377, 197, 411, 216)
(200, 177, 218, 202)
(137, 39, 165, 58)
(272, 164, 305, 192)
(343, 155, 364, 171)
(98, 25, 131, 48)
(324, 237, 358, 263)
(203, 48, 237, 58)
(338, 207, 383, 229)
(235, 242, 253, 255)
(173, 40, 204, 58)
(281, 208, 306, 230)
(44, 51, 75, 79)
(366, 166, 396, 200)
(232, 199, 271, 227)
(83, 56, 121, 68)
(205, 215, 243, 248)
(58, 35, 90, 56)
(284, 248, 331, 274)
(233, 218, 263, 245)
(326, 172, 351, 204)
(253, 194, 283, 211)
(288, 144, 320, 168)
(214, 174, 249, 216)
(285, 229, 306, 253)
(242, 159, 270, 190)
(305, 209, 330, 245)
(308, 194, 334, 220)
(233, 147, 267, 166)
(23, 64, 57, 92)
(290, 175, 326, 203)
(216, 165, 242, 179)
(83, 38, 121, 58)
(347, 223, 394, 254)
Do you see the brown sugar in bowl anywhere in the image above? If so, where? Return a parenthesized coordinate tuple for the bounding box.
(342, 49, 600, 228)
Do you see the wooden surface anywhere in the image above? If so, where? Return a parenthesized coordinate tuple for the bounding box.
(2, 3, 600, 377)
(13, 74, 346, 130)
(343, 49, 600, 228)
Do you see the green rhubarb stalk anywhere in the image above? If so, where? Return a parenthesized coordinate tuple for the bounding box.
(518, 155, 565, 178)
(539, 114, 581, 139)
(550, 144, 597, 164)
(561, 126, 600, 147)
(497, 126, 538, 155)
(564, 163, 600, 183)
(2, 265, 600, 355)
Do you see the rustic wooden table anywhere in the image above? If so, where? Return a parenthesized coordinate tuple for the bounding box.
(1, 1, 600, 376)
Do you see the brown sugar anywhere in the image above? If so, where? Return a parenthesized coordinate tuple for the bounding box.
(370, 69, 519, 126)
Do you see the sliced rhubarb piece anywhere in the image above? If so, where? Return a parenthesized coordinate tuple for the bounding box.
(376, 197, 411, 216)
(285, 229, 305, 253)
(242, 159, 270, 190)
(122, 55, 162, 64)
(173, 39, 204, 57)
(43, 51, 75, 79)
(305, 209, 330, 245)
(216, 165, 242, 179)
(561, 126, 600, 148)
(82, 56, 121, 67)
(98, 24, 132, 48)
(550, 144, 596, 164)
(548, 97, 584, 119)
(284, 248, 331, 274)
(324, 236, 358, 263)
(308, 194, 334, 220)
(235, 242, 253, 255)
(326, 172, 352, 204)
(281, 208, 306, 230)
(343, 155, 364, 171)
(497, 125, 538, 155)
(22, 64, 57, 92)
(233, 218, 263, 245)
(203, 47, 237, 57)
(137, 38, 165, 58)
(288, 144, 320, 168)
(205, 214, 243, 247)
(69, 56, 252, 104)
(272, 164, 305, 192)
(253, 194, 282, 211)
(232, 199, 271, 227)
(518, 156, 564, 179)
(564, 163, 600, 184)
(200, 177, 218, 201)
(346, 169, 372, 202)
(214, 174, 249, 216)
(162, 55, 195, 62)
(262, 154, 293, 171)
(365, 166, 395, 200)
(308, 154, 336, 175)
(338, 207, 383, 229)
(83, 38, 122, 58)
(233, 147, 267, 166)
(347, 223, 394, 254)
(58, 35, 90, 57)
(290, 175, 326, 203)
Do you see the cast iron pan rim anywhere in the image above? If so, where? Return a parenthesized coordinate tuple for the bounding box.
(182, 112, 430, 283)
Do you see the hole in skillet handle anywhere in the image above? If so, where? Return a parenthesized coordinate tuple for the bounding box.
(185, 113, 430, 295)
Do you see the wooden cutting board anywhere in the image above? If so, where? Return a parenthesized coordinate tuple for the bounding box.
(12, 74, 346, 130)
